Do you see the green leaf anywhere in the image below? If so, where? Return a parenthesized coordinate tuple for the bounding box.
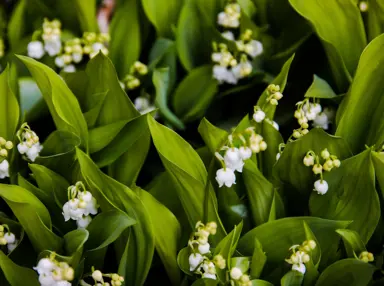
(250, 280, 273, 286)
(192, 278, 219, 286)
(73, 0, 98, 32)
(177, 247, 192, 275)
(238, 217, 351, 270)
(281, 270, 304, 286)
(214, 221, 243, 281)
(139, 189, 182, 285)
(76, 148, 154, 286)
(289, 0, 366, 91)
(372, 151, 384, 199)
(85, 53, 139, 125)
(8, 0, 27, 50)
(198, 118, 228, 153)
(243, 160, 284, 226)
(85, 209, 136, 251)
(250, 239, 267, 279)
(153, 68, 184, 129)
(274, 128, 351, 193)
(172, 65, 218, 123)
(304, 75, 338, 99)
(366, 0, 384, 41)
(309, 149, 380, 243)
(303, 222, 321, 267)
(230, 257, 251, 273)
(335, 229, 366, 258)
(314, 259, 375, 286)
(0, 251, 39, 286)
(109, 0, 141, 77)
(148, 116, 226, 244)
(257, 54, 294, 119)
(141, 0, 183, 38)
(336, 34, 384, 153)
(0, 66, 19, 140)
(17, 55, 88, 151)
(63, 229, 89, 267)
(0, 184, 62, 253)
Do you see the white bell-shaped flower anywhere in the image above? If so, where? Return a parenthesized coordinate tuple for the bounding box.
(26, 143, 43, 162)
(54, 56, 65, 68)
(38, 273, 56, 286)
(189, 253, 204, 271)
(202, 272, 217, 280)
(230, 267, 243, 280)
(244, 40, 263, 58)
(253, 110, 265, 123)
(215, 168, 236, 188)
(7, 241, 18, 253)
(198, 242, 210, 254)
(314, 179, 328, 195)
(232, 61, 252, 79)
(76, 215, 92, 229)
(221, 31, 235, 41)
(55, 281, 72, 286)
(44, 39, 62, 56)
(4, 232, 15, 244)
(292, 263, 306, 274)
(63, 64, 76, 73)
(313, 113, 329, 130)
(72, 53, 83, 63)
(17, 143, 28, 154)
(34, 258, 55, 275)
(213, 65, 238, 85)
(224, 148, 244, 172)
(239, 147, 252, 160)
(0, 159, 10, 179)
(27, 41, 45, 59)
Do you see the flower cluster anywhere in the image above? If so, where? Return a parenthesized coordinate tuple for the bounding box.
(358, 251, 374, 263)
(285, 240, 317, 274)
(121, 61, 148, 90)
(16, 123, 43, 162)
(54, 32, 110, 73)
(33, 254, 74, 286)
(83, 268, 124, 286)
(303, 149, 341, 195)
(0, 38, 4, 58)
(28, 19, 62, 60)
(188, 221, 225, 280)
(215, 129, 267, 188)
(229, 267, 252, 286)
(62, 181, 99, 229)
(265, 84, 283, 106)
(0, 137, 13, 179)
(0, 224, 18, 253)
(212, 2, 263, 85)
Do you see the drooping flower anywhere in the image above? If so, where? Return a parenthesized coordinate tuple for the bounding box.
(314, 179, 328, 195)
(28, 41, 45, 59)
(215, 168, 236, 188)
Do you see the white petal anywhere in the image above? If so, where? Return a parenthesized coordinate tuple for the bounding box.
(27, 41, 45, 59)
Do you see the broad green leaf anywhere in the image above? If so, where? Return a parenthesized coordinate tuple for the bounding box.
(17, 55, 88, 150)
(148, 116, 226, 244)
(172, 65, 218, 123)
(251, 280, 273, 286)
(19, 77, 47, 123)
(243, 160, 284, 226)
(304, 75, 338, 99)
(7, 0, 27, 50)
(0, 184, 62, 252)
(17, 174, 53, 208)
(238, 217, 350, 270)
(85, 209, 136, 251)
(198, 118, 228, 153)
(302, 222, 320, 285)
(76, 148, 154, 286)
(257, 55, 294, 119)
(336, 34, 384, 153)
(91, 114, 149, 169)
(289, 0, 366, 91)
(177, 247, 192, 275)
(372, 151, 384, 199)
(366, 0, 384, 41)
(153, 68, 184, 129)
(192, 278, 219, 286)
(0, 251, 39, 286)
(336, 229, 366, 258)
(274, 128, 351, 193)
(109, 0, 141, 77)
(250, 239, 267, 279)
(214, 221, 243, 281)
(141, 0, 183, 38)
(63, 229, 89, 267)
(231, 257, 251, 273)
(0, 66, 19, 140)
(314, 259, 375, 286)
(73, 0, 98, 32)
(139, 189, 182, 285)
(85, 53, 139, 125)
(309, 149, 380, 243)
(281, 270, 304, 286)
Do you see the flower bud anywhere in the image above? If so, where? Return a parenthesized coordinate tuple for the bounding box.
(259, 141, 267, 151)
(0, 137, 6, 146)
(321, 149, 330, 159)
(312, 164, 323, 175)
(303, 154, 314, 166)
(5, 141, 13, 150)
(0, 149, 7, 157)
(230, 267, 242, 280)
(333, 159, 341, 168)
(92, 270, 103, 281)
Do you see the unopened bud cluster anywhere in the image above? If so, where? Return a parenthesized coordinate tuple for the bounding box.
(62, 181, 99, 229)
(213, 2, 262, 85)
(82, 267, 124, 286)
(33, 253, 74, 286)
(303, 149, 340, 195)
(27, 19, 62, 60)
(266, 84, 283, 106)
(0, 137, 13, 179)
(55, 32, 110, 73)
(188, 221, 225, 280)
(122, 61, 148, 90)
(358, 251, 374, 263)
(215, 129, 267, 188)
(285, 240, 317, 274)
(0, 224, 18, 253)
(229, 266, 252, 286)
(17, 123, 43, 162)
